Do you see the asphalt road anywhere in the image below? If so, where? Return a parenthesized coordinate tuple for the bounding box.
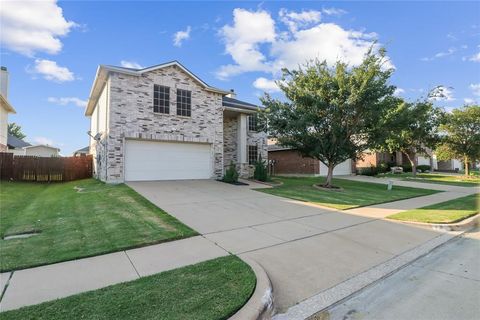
(327, 228, 480, 320)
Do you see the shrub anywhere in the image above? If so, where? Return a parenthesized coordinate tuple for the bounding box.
(223, 162, 239, 183)
(417, 165, 431, 172)
(378, 162, 389, 173)
(254, 155, 268, 182)
(357, 165, 377, 176)
(401, 164, 412, 172)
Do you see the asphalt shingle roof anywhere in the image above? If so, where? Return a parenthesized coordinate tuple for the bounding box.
(7, 134, 30, 148)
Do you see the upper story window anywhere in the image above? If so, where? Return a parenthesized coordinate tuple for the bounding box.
(248, 114, 258, 131)
(248, 145, 258, 165)
(153, 85, 170, 114)
(176, 89, 191, 117)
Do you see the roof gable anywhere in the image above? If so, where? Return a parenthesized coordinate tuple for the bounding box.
(85, 61, 230, 116)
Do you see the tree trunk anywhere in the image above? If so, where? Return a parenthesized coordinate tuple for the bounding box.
(325, 163, 334, 188)
(405, 152, 417, 177)
(465, 156, 470, 176)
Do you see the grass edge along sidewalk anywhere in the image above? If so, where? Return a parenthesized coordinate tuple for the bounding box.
(0, 179, 197, 272)
(0, 255, 256, 320)
(388, 193, 480, 224)
(257, 176, 440, 210)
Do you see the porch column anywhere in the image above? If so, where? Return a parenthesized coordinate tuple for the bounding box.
(237, 114, 247, 164)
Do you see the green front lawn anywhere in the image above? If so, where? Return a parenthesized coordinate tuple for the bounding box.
(378, 172, 480, 187)
(257, 176, 439, 210)
(0, 255, 255, 320)
(388, 194, 479, 224)
(0, 179, 196, 272)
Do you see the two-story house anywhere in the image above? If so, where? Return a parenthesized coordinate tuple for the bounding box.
(85, 61, 267, 183)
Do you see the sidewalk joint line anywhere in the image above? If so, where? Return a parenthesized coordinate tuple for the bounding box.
(0, 271, 14, 303)
(123, 251, 141, 278)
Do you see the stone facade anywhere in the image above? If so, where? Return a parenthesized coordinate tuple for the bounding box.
(100, 65, 224, 183)
(89, 63, 268, 183)
(223, 115, 267, 178)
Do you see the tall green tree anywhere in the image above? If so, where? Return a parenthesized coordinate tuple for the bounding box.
(260, 49, 397, 187)
(377, 100, 443, 176)
(435, 105, 480, 176)
(7, 123, 26, 140)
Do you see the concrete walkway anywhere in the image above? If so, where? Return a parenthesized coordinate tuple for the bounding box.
(1, 178, 475, 313)
(126, 180, 453, 312)
(0, 236, 227, 311)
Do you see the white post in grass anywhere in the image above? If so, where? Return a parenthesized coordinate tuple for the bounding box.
(387, 180, 393, 191)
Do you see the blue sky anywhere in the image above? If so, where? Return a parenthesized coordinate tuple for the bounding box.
(1, 1, 479, 155)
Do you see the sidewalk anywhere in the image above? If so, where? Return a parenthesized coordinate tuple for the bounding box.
(0, 236, 227, 311)
(338, 174, 478, 193)
(338, 175, 478, 218)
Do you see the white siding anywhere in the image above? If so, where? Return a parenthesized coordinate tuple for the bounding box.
(0, 106, 7, 147)
(417, 156, 431, 166)
(24, 146, 59, 157)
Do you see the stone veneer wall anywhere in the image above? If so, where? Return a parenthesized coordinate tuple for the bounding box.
(223, 117, 238, 167)
(103, 65, 224, 183)
(223, 115, 267, 178)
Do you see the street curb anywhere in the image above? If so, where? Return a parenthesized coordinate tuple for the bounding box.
(272, 231, 462, 320)
(229, 257, 275, 320)
(392, 213, 479, 231)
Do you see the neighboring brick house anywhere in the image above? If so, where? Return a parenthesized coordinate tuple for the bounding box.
(355, 151, 403, 168)
(85, 61, 267, 183)
(268, 145, 354, 176)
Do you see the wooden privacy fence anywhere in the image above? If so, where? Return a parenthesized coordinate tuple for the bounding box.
(0, 153, 93, 182)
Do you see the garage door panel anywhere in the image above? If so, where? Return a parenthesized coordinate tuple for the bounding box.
(319, 159, 352, 176)
(125, 140, 212, 181)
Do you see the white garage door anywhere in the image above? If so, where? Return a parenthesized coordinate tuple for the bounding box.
(125, 140, 213, 181)
(319, 159, 352, 176)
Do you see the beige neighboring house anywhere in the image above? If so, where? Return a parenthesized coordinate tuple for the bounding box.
(1, 66, 16, 152)
(23, 145, 60, 157)
(73, 146, 90, 157)
(85, 60, 267, 183)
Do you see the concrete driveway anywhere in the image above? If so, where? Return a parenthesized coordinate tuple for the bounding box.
(128, 180, 446, 312)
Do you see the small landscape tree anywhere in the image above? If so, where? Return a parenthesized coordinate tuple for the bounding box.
(435, 105, 480, 176)
(376, 99, 443, 177)
(254, 154, 268, 182)
(260, 48, 397, 188)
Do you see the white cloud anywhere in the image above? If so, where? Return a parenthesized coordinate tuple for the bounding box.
(120, 60, 144, 69)
(322, 8, 347, 16)
(217, 8, 391, 80)
(279, 9, 322, 33)
(421, 47, 456, 61)
(428, 86, 455, 101)
(464, 98, 476, 105)
(469, 52, 480, 62)
(33, 136, 55, 146)
(173, 26, 191, 47)
(0, 0, 76, 56)
(32, 59, 74, 82)
(47, 97, 87, 107)
(270, 23, 385, 73)
(394, 88, 405, 96)
(217, 9, 276, 79)
(470, 83, 480, 96)
(253, 77, 281, 93)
